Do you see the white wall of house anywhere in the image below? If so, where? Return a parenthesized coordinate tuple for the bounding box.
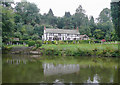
(42, 29, 89, 41)
(43, 33, 82, 41)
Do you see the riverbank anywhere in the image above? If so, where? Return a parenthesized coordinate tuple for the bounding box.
(3, 44, 119, 57)
(39, 44, 119, 57)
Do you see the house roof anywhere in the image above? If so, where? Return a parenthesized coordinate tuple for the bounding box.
(111, 0, 120, 2)
(45, 28, 80, 34)
(79, 35, 89, 38)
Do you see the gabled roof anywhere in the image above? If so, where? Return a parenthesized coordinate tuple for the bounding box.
(45, 28, 80, 34)
(80, 35, 89, 38)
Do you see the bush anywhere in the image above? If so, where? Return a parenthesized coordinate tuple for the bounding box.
(24, 40, 29, 44)
(79, 40, 89, 44)
(43, 41, 47, 44)
(67, 40, 73, 44)
(28, 40, 36, 47)
(36, 40, 42, 48)
(54, 40, 58, 44)
(58, 41, 64, 44)
(44, 48, 61, 56)
(52, 41, 55, 44)
(47, 41, 52, 44)
(12, 40, 24, 44)
(94, 40, 101, 43)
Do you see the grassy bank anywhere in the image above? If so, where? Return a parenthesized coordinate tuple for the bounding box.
(40, 44, 119, 57)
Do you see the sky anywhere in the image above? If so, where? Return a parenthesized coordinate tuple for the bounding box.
(14, 0, 111, 19)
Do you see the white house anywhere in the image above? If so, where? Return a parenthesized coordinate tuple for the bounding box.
(42, 26, 89, 41)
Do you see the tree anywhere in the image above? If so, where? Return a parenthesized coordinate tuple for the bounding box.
(111, 1, 120, 39)
(56, 17, 65, 28)
(96, 8, 114, 40)
(33, 25, 44, 39)
(94, 29, 104, 39)
(15, 2, 40, 25)
(31, 34, 40, 40)
(75, 5, 85, 14)
(47, 9, 54, 16)
(89, 16, 95, 25)
(97, 8, 111, 23)
(2, 4, 15, 43)
(89, 16, 96, 37)
(46, 9, 57, 27)
(64, 12, 71, 18)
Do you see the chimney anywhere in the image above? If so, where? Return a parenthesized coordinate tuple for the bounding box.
(76, 27, 79, 31)
(44, 26, 46, 30)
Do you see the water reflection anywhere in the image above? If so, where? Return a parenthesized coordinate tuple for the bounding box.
(2, 54, 119, 83)
(87, 74, 100, 83)
(43, 63, 79, 76)
(6, 59, 27, 65)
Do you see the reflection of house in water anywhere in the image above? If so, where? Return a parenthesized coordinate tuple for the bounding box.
(87, 74, 100, 84)
(6, 59, 27, 65)
(43, 63, 80, 76)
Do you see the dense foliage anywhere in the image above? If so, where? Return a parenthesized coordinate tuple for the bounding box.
(2, 1, 119, 44)
(40, 44, 119, 57)
(111, 1, 120, 40)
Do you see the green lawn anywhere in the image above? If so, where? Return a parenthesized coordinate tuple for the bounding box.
(41, 44, 118, 51)
(6, 44, 28, 48)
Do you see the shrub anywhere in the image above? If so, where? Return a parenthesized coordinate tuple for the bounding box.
(28, 40, 36, 47)
(111, 50, 120, 57)
(43, 41, 47, 44)
(79, 40, 89, 44)
(53, 40, 58, 44)
(24, 40, 29, 44)
(52, 41, 55, 44)
(36, 40, 42, 48)
(94, 40, 101, 43)
(58, 41, 64, 44)
(65, 49, 73, 56)
(68, 40, 73, 44)
(44, 48, 61, 56)
(12, 40, 24, 44)
(47, 41, 52, 44)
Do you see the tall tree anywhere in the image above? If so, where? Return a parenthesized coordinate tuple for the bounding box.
(15, 2, 40, 25)
(89, 16, 95, 25)
(46, 9, 57, 27)
(97, 8, 111, 23)
(64, 12, 71, 18)
(2, 2, 15, 43)
(75, 5, 85, 14)
(111, 1, 120, 39)
(48, 9, 54, 16)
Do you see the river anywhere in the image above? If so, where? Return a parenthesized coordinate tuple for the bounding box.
(2, 54, 119, 84)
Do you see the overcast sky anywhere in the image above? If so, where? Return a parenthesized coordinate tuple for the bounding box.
(14, 0, 111, 19)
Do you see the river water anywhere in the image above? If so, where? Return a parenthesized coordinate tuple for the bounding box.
(2, 54, 119, 84)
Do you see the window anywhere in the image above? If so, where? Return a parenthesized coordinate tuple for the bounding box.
(84, 36, 87, 38)
(67, 38, 70, 40)
(74, 38, 76, 40)
(49, 37, 52, 41)
(58, 33, 61, 36)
